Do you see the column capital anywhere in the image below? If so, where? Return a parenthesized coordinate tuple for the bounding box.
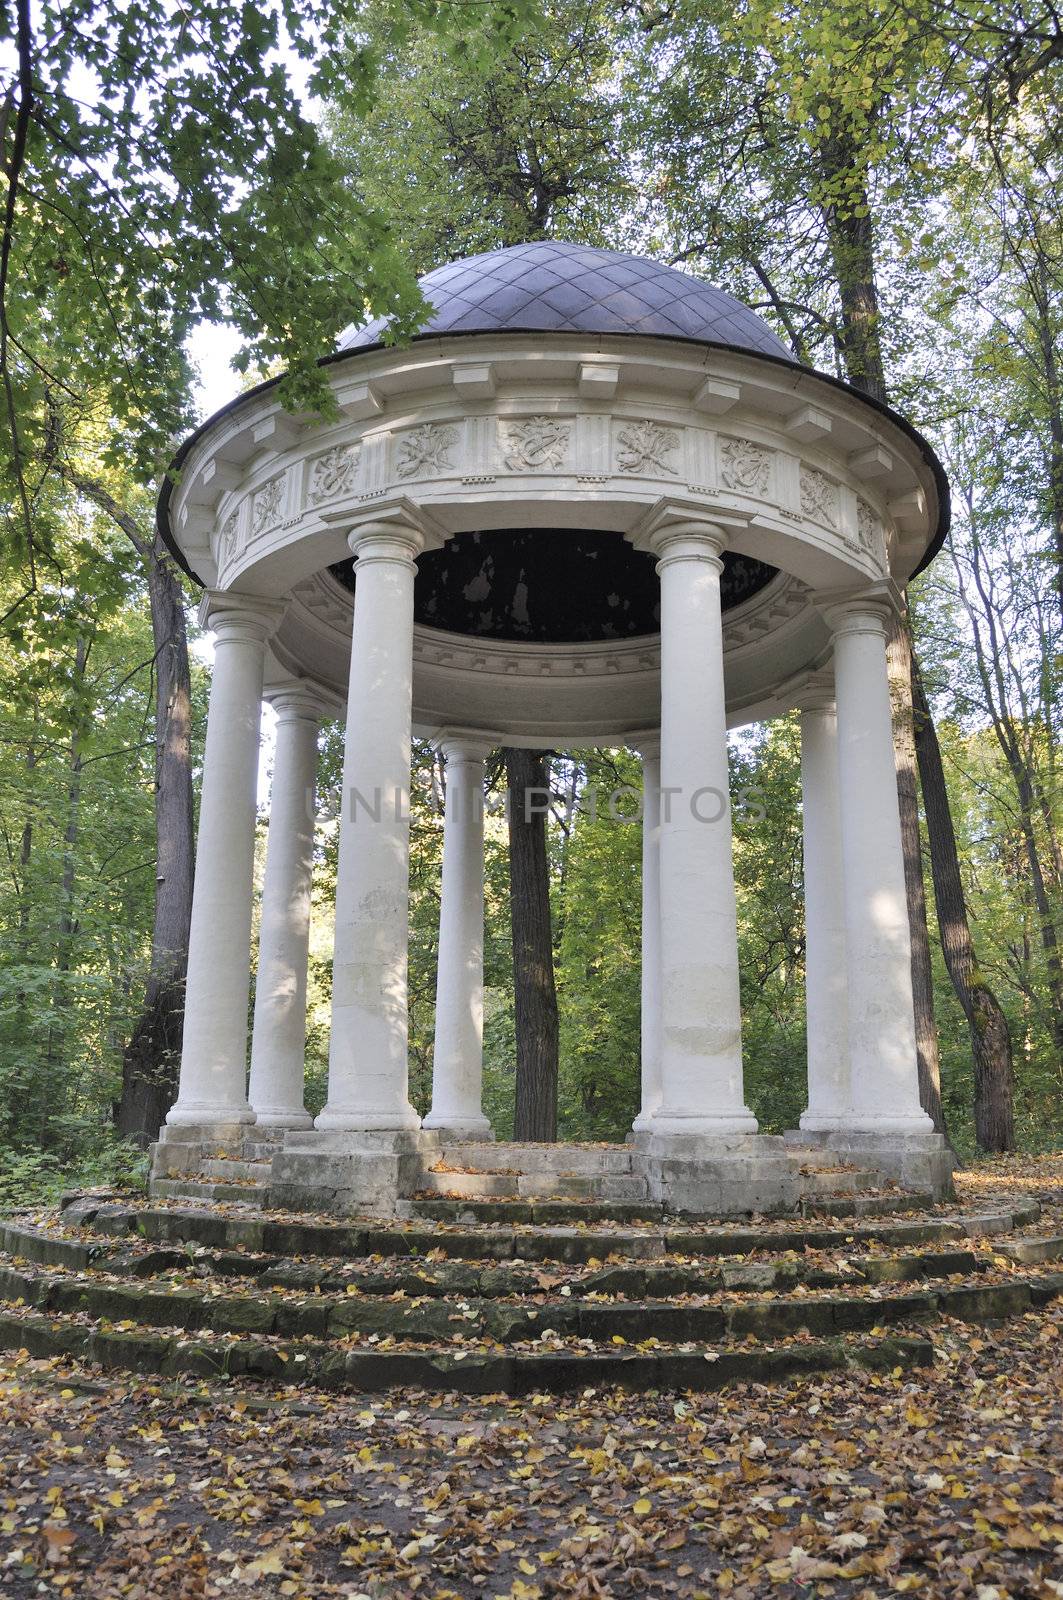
(438, 735, 494, 765)
(788, 669, 837, 715)
(647, 518, 729, 571)
(816, 578, 904, 639)
(630, 736, 661, 762)
(201, 590, 286, 645)
(265, 679, 339, 724)
(347, 516, 427, 569)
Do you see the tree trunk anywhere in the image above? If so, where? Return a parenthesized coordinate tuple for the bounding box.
(60, 467, 197, 1147)
(911, 655, 1015, 1150)
(886, 615, 946, 1131)
(817, 143, 1003, 1134)
(505, 746, 559, 1140)
(1032, 259, 1063, 635)
(116, 541, 195, 1145)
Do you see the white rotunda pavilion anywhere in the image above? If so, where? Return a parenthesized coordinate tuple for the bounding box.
(150, 241, 952, 1215)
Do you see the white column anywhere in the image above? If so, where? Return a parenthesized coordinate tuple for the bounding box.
(647, 520, 756, 1136)
(248, 685, 330, 1129)
(167, 594, 281, 1127)
(423, 738, 494, 1139)
(631, 741, 662, 1132)
(317, 520, 424, 1130)
(798, 702, 851, 1130)
(828, 597, 932, 1131)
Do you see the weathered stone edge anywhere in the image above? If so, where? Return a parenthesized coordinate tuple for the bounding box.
(0, 1311, 939, 1393)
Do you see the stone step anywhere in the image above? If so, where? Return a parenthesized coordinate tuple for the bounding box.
(151, 1179, 269, 1205)
(242, 1140, 286, 1160)
(414, 1170, 651, 1203)
(417, 1170, 521, 1199)
(2, 1260, 1053, 1347)
(801, 1190, 937, 1219)
(997, 1233, 1063, 1265)
(0, 1224, 1002, 1296)
(0, 1302, 938, 1393)
(439, 1142, 636, 1176)
(783, 1139, 870, 1167)
(407, 1198, 664, 1225)
(44, 1198, 1039, 1263)
(516, 1172, 650, 1201)
(791, 1167, 877, 1195)
(200, 1159, 273, 1182)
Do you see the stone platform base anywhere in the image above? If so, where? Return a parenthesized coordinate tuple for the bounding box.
(784, 1128, 955, 1197)
(150, 1124, 954, 1218)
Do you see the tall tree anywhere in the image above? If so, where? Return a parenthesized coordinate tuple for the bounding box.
(59, 471, 196, 1145)
(631, 0, 1016, 1144)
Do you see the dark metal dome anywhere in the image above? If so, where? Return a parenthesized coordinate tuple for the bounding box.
(339, 241, 795, 360)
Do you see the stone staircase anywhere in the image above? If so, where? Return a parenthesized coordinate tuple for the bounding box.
(1, 1189, 1060, 1395)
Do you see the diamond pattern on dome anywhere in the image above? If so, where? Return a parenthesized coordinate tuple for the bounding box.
(339, 241, 795, 361)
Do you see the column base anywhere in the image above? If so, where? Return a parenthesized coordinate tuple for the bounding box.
(314, 1103, 422, 1133)
(165, 1102, 255, 1128)
(635, 1109, 759, 1138)
(421, 1111, 495, 1140)
(798, 1111, 855, 1134)
(820, 1110, 936, 1136)
(250, 1106, 314, 1130)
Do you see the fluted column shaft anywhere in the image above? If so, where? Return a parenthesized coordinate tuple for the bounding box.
(248, 687, 330, 1129)
(168, 595, 281, 1127)
(317, 523, 423, 1130)
(424, 739, 494, 1139)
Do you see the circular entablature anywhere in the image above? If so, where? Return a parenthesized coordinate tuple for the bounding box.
(329, 528, 776, 646)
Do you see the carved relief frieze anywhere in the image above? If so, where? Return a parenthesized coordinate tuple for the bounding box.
(500, 416, 571, 471)
(396, 423, 460, 479)
(856, 497, 882, 557)
(251, 474, 285, 536)
(220, 509, 241, 568)
(720, 437, 772, 496)
(799, 466, 839, 530)
(307, 444, 361, 504)
(615, 420, 680, 475)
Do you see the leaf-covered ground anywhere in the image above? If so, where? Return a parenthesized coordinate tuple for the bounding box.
(1, 1155, 1062, 1600)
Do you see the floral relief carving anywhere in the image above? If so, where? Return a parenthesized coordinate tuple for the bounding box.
(800, 466, 839, 529)
(500, 416, 570, 471)
(396, 423, 460, 479)
(251, 475, 284, 535)
(308, 444, 361, 503)
(720, 436, 771, 496)
(616, 420, 680, 475)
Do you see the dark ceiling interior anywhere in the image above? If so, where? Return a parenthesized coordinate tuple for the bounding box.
(329, 527, 776, 645)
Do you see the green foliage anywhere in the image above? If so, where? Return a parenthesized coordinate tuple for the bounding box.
(0, 1134, 149, 1215)
(328, 0, 633, 268)
(554, 752, 643, 1140)
(1, 0, 538, 596)
(2, 0, 1063, 1179)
